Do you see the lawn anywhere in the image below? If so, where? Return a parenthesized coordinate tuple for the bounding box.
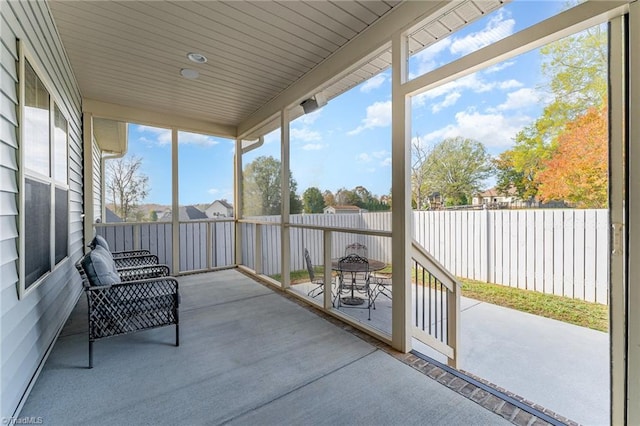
(459, 278, 608, 333)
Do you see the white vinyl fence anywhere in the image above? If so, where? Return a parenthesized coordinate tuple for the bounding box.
(98, 209, 609, 304)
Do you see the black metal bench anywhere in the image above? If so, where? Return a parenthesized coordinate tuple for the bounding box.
(76, 249, 179, 368)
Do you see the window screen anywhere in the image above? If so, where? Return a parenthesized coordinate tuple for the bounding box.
(55, 187, 68, 264)
(25, 178, 51, 288)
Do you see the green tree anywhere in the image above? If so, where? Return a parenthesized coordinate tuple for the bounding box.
(149, 210, 158, 222)
(242, 156, 301, 216)
(495, 24, 607, 201)
(421, 137, 493, 206)
(302, 187, 325, 213)
(105, 155, 149, 222)
(335, 188, 362, 206)
(323, 190, 336, 207)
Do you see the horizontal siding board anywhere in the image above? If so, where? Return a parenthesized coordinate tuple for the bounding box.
(2, 0, 83, 418)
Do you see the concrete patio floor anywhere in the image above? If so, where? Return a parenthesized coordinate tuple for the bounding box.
(20, 270, 511, 426)
(292, 281, 609, 426)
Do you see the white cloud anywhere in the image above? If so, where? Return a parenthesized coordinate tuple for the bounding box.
(179, 132, 220, 147)
(450, 11, 515, 56)
(496, 88, 539, 111)
(411, 38, 452, 77)
(291, 127, 321, 142)
(380, 157, 391, 167)
(432, 92, 462, 113)
(360, 74, 387, 93)
(208, 188, 220, 195)
(485, 61, 516, 74)
(134, 125, 220, 146)
(348, 101, 392, 135)
(498, 79, 523, 90)
(422, 109, 531, 148)
(302, 143, 326, 151)
(297, 109, 322, 125)
(358, 153, 372, 162)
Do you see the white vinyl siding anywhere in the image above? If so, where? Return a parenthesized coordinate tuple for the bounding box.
(0, 1, 83, 419)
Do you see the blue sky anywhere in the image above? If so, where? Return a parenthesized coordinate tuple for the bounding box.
(124, 1, 572, 206)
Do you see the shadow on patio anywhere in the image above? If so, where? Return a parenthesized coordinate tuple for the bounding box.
(20, 269, 510, 425)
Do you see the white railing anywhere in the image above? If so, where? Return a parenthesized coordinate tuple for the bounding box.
(95, 218, 235, 273)
(411, 239, 460, 368)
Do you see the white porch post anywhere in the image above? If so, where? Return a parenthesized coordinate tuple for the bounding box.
(627, 3, 640, 424)
(82, 112, 94, 252)
(171, 128, 179, 274)
(281, 108, 291, 289)
(391, 31, 412, 352)
(234, 140, 243, 267)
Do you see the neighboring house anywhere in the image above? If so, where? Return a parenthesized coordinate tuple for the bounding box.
(105, 207, 123, 223)
(323, 205, 368, 214)
(205, 199, 233, 218)
(158, 206, 208, 221)
(472, 187, 522, 209)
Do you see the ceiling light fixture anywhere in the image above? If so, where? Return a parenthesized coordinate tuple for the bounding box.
(180, 68, 199, 79)
(187, 52, 207, 64)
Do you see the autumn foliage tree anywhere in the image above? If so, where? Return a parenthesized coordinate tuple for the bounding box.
(536, 106, 607, 208)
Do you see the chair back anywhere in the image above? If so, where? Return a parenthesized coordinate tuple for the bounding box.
(345, 242, 368, 258)
(338, 253, 370, 275)
(304, 248, 316, 280)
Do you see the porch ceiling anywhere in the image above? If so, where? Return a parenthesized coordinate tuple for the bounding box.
(48, 0, 505, 138)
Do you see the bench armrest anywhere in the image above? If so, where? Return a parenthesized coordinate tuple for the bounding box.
(114, 254, 159, 269)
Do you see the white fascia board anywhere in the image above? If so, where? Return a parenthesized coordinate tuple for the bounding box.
(83, 98, 237, 139)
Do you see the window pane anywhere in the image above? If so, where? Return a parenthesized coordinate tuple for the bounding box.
(25, 178, 51, 288)
(24, 61, 50, 176)
(54, 105, 68, 183)
(55, 187, 68, 264)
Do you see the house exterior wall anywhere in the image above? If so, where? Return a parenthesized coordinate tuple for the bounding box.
(0, 1, 84, 418)
(205, 201, 232, 217)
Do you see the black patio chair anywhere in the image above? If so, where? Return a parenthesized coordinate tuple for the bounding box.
(89, 234, 159, 268)
(305, 248, 326, 298)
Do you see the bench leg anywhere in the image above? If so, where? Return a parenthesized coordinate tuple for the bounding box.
(175, 323, 180, 347)
(88, 340, 93, 369)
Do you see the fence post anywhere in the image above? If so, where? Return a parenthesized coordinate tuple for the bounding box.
(133, 224, 140, 251)
(485, 208, 491, 283)
(323, 230, 333, 310)
(255, 224, 262, 275)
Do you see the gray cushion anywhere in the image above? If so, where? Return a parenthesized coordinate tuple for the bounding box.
(89, 235, 110, 252)
(82, 246, 120, 286)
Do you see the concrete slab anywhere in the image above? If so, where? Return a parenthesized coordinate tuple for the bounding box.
(229, 350, 510, 426)
(414, 299, 609, 425)
(20, 270, 506, 425)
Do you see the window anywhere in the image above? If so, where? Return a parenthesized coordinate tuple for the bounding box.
(19, 52, 69, 297)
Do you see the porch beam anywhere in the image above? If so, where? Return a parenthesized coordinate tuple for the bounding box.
(83, 98, 237, 141)
(236, 0, 453, 139)
(234, 140, 243, 267)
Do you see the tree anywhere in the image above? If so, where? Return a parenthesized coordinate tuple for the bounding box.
(411, 136, 432, 209)
(323, 190, 336, 207)
(421, 137, 493, 206)
(302, 187, 325, 213)
(495, 25, 607, 201)
(536, 106, 607, 208)
(149, 210, 158, 222)
(335, 188, 362, 206)
(242, 156, 302, 216)
(105, 155, 149, 222)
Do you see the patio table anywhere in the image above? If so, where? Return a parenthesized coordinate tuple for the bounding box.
(332, 258, 386, 305)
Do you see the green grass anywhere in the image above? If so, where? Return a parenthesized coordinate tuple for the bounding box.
(459, 278, 608, 332)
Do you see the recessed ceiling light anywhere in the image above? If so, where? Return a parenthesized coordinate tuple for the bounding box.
(187, 52, 207, 64)
(180, 68, 199, 79)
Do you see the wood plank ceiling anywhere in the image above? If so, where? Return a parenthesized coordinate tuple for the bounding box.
(48, 1, 505, 134)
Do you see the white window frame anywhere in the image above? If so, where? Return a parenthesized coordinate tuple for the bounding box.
(18, 42, 70, 299)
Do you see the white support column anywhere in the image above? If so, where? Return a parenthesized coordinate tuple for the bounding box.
(627, 3, 640, 424)
(608, 15, 627, 426)
(234, 141, 243, 266)
(171, 128, 179, 274)
(391, 31, 412, 352)
(255, 224, 263, 275)
(82, 112, 94, 252)
(281, 108, 291, 289)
